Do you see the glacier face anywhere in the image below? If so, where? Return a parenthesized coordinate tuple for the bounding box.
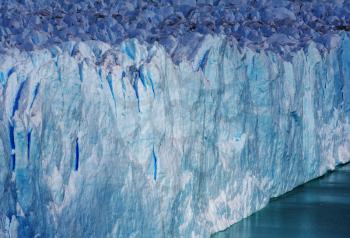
(0, 34, 350, 237)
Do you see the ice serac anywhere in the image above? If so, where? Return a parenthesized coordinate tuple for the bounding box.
(0, 34, 350, 238)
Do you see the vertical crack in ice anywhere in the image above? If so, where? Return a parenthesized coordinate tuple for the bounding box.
(198, 49, 211, 72)
(138, 66, 147, 89)
(132, 78, 140, 112)
(55, 60, 61, 81)
(106, 72, 116, 106)
(27, 130, 31, 160)
(78, 63, 84, 82)
(12, 81, 26, 117)
(152, 146, 157, 181)
(130, 66, 141, 112)
(75, 138, 79, 171)
(98, 68, 104, 88)
(30, 82, 40, 109)
(121, 71, 126, 101)
(9, 123, 15, 171)
(147, 70, 156, 97)
(7, 67, 16, 78)
(9, 80, 26, 170)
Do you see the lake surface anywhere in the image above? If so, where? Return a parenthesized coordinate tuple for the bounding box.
(212, 163, 350, 238)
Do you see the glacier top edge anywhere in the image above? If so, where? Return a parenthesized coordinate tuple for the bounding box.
(1, 0, 350, 61)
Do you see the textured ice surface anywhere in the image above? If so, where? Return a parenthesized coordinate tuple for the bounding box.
(1, 0, 350, 60)
(0, 34, 350, 237)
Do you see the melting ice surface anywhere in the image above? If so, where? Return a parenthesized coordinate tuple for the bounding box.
(0, 34, 350, 237)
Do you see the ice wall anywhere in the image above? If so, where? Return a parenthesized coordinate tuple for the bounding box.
(0, 34, 350, 237)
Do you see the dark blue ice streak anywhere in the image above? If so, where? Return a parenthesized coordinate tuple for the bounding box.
(27, 130, 32, 160)
(9, 80, 26, 170)
(290, 111, 301, 124)
(75, 138, 79, 171)
(12, 80, 26, 117)
(132, 77, 140, 112)
(121, 71, 127, 99)
(121, 71, 126, 92)
(78, 63, 83, 82)
(106, 73, 116, 105)
(7, 67, 15, 78)
(9, 122, 15, 171)
(152, 146, 157, 181)
(198, 49, 210, 71)
(138, 66, 147, 89)
(30, 82, 40, 109)
(129, 65, 143, 112)
(55, 60, 62, 81)
(98, 68, 104, 88)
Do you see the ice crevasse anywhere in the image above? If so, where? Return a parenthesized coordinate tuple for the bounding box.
(0, 34, 350, 237)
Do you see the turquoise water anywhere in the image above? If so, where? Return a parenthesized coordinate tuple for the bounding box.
(212, 163, 350, 238)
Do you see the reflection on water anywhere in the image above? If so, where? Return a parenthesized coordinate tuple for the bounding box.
(212, 163, 350, 238)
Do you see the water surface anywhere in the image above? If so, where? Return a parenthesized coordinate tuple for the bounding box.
(212, 163, 350, 238)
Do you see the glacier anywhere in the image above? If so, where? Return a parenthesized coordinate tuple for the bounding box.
(0, 33, 350, 237)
